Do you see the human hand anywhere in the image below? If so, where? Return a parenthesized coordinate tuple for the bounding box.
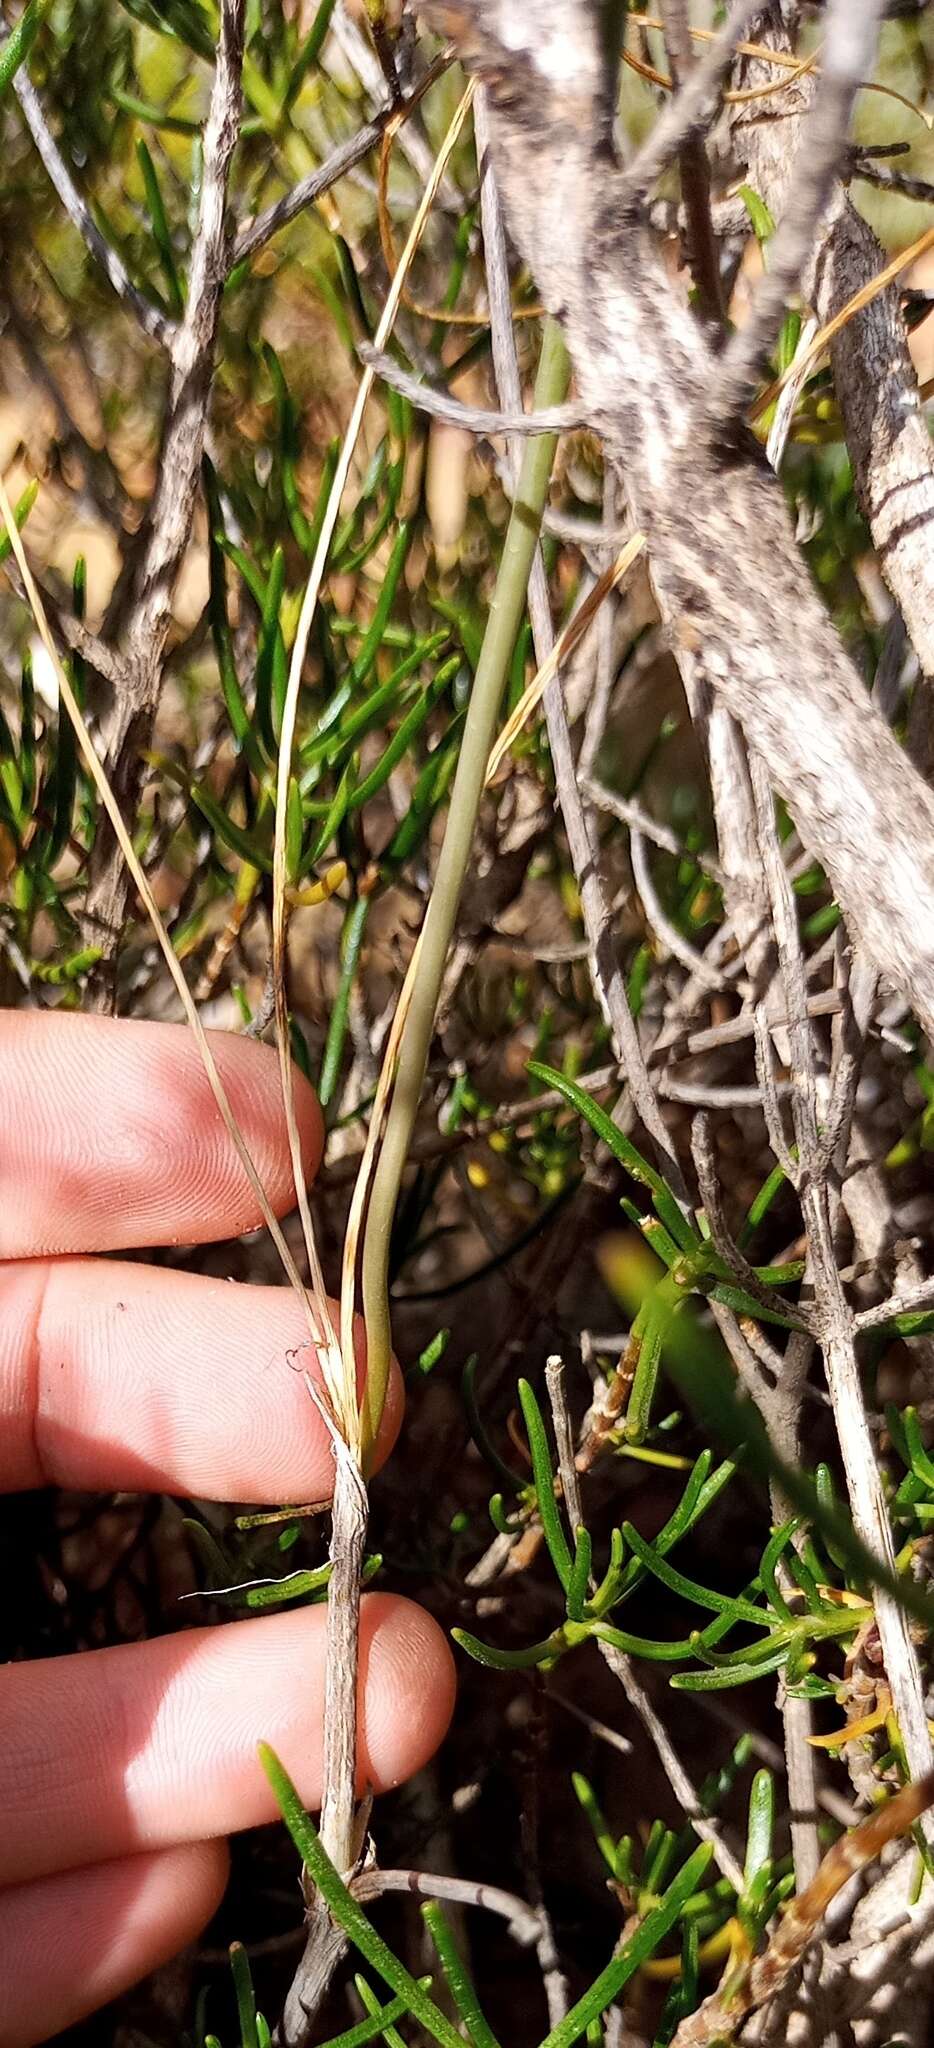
(0, 1011, 455, 2046)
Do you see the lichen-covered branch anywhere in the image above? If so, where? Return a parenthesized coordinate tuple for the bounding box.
(429, 0, 934, 1042)
(81, 0, 246, 1002)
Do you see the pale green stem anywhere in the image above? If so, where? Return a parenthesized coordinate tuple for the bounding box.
(359, 319, 571, 1454)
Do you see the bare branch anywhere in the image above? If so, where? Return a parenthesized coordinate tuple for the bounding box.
(630, 828, 727, 991)
(13, 73, 174, 346)
(352, 1867, 541, 1946)
(544, 1356, 584, 1535)
(231, 52, 453, 267)
(691, 1111, 811, 1331)
(359, 345, 588, 436)
(598, 1638, 746, 1892)
(82, 0, 247, 1001)
(750, 753, 934, 1826)
(716, 0, 887, 420)
(622, 0, 763, 204)
(851, 159, 934, 207)
(854, 1278, 934, 1332)
(584, 778, 725, 884)
(730, 7, 934, 683)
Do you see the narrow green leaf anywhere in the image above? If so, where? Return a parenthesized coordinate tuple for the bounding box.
(254, 544, 286, 752)
(0, 0, 51, 103)
(350, 1977, 410, 2048)
(0, 478, 38, 566)
(671, 1645, 790, 1690)
(743, 1770, 774, 1892)
(737, 1161, 788, 1249)
(621, 1522, 766, 1624)
(452, 1626, 564, 1671)
(190, 781, 271, 870)
(385, 713, 463, 865)
(263, 344, 314, 554)
(348, 520, 412, 691)
(757, 1520, 798, 1622)
(137, 139, 185, 316)
(422, 1902, 502, 2048)
(528, 1062, 697, 1255)
(566, 1527, 592, 1623)
(738, 183, 775, 245)
(18, 653, 36, 816)
(285, 774, 304, 883)
(539, 1845, 714, 2048)
(203, 460, 259, 764)
(462, 1354, 521, 1491)
(287, 0, 338, 101)
(304, 756, 356, 869)
(110, 84, 200, 133)
(319, 892, 371, 1110)
(349, 661, 455, 812)
(518, 1378, 573, 1591)
(591, 1622, 698, 1664)
(572, 1772, 622, 1880)
(642, 1825, 678, 1897)
(301, 636, 446, 771)
(258, 1745, 466, 2048)
(230, 1941, 259, 2048)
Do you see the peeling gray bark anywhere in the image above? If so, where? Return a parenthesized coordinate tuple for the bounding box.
(731, 4, 934, 689)
(430, 0, 934, 1043)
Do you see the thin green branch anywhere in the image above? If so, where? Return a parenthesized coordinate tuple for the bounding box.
(358, 320, 570, 1457)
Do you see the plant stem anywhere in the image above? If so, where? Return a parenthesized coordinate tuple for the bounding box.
(359, 321, 570, 1432)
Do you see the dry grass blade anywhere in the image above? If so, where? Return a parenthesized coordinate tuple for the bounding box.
(627, 13, 932, 125)
(0, 473, 323, 1357)
(623, 35, 820, 105)
(376, 106, 542, 327)
(271, 80, 476, 1460)
(485, 533, 645, 782)
(751, 221, 934, 424)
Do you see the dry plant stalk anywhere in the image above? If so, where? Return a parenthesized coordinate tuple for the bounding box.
(751, 219, 934, 424)
(672, 1770, 934, 2046)
(341, 508, 647, 1448)
(485, 531, 646, 781)
(271, 79, 477, 1461)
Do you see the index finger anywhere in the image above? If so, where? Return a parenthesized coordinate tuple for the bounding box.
(0, 1012, 323, 1257)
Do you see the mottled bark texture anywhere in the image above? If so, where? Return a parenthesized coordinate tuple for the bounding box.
(429, 0, 934, 1042)
(730, 4, 934, 693)
(82, 0, 246, 1005)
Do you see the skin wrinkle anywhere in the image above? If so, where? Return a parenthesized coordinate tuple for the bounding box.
(0, 1597, 455, 1884)
(0, 1258, 404, 1497)
(0, 1014, 323, 1257)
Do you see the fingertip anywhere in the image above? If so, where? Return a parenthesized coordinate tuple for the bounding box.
(173, 1834, 231, 1930)
(201, 1029, 324, 1223)
(0, 1013, 326, 1255)
(358, 1594, 457, 1791)
(0, 1839, 231, 2047)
